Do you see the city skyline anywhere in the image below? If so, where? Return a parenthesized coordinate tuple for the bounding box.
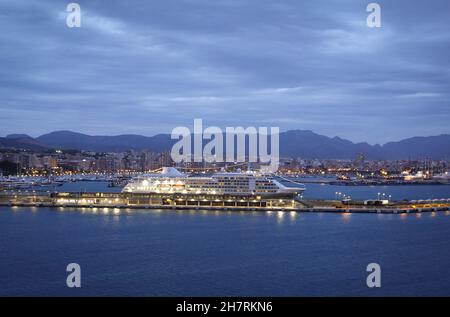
(1, 0, 449, 143)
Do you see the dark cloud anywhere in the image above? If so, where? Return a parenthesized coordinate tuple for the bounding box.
(0, 0, 449, 143)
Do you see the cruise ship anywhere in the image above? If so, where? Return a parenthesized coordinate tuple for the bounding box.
(39, 168, 306, 210)
(122, 167, 305, 198)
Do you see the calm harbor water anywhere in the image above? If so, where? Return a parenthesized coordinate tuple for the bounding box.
(1, 181, 449, 296)
(1, 206, 450, 296)
(303, 183, 450, 201)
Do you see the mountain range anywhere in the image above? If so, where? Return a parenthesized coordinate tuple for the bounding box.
(1, 130, 450, 160)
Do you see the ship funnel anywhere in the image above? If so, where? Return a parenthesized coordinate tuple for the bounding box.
(161, 167, 185, 177)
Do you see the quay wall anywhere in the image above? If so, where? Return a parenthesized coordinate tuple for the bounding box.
(1, 191, 449, 214)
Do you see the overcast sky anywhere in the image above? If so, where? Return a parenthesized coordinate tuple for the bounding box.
(0, 0, 449, 144)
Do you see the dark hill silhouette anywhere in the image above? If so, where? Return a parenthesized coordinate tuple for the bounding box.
(27, 130, 450, 160)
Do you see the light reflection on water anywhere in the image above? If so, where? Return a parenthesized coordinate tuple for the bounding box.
(6, 205, 450, 223)
(5, 204, 450, 231)
(341, 213, 351, 222)
(276, 211, 284, 223)
(289, 211, 297, 221)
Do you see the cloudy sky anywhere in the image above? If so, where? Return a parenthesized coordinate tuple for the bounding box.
(0, 0, 449, 144)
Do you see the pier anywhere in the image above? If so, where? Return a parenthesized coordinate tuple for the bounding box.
(1, 191, 449, 214)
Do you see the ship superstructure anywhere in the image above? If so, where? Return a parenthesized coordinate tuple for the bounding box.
(122, 167, 305, 197)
